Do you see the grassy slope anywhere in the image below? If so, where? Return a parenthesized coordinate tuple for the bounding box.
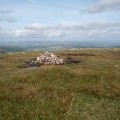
(0, 49, 120, 120)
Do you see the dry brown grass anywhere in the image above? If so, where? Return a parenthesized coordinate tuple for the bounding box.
(0, 48, 120, 120)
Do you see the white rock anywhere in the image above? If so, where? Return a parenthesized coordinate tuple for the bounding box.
(36, 51, 67, 65)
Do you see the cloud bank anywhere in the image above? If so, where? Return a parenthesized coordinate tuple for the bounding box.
(8, 22, 120, 40)
(87, 0, 120, 13)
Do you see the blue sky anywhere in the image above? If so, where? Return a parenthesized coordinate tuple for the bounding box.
(0, 0, 120, 42)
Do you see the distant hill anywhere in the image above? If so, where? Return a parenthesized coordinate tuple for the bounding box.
(0, 40, 120, 53)
(0, 46, 26, 54)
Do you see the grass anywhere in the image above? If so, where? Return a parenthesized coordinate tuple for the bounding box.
(0, 49, 120, 120)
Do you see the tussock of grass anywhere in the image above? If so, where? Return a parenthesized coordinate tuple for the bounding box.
(0, 49, 120, 120)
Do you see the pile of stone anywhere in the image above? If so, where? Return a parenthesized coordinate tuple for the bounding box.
(36, 51, 66, 65)
(24, 51, 80, 68)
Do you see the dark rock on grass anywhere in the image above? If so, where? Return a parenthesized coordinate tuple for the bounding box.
(29, 61, 41, 67)
(65, 57, 80, 64)
(60, 53, 96, 56)
(18, 58, 40, 68)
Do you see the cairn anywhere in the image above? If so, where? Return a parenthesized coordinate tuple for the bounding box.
(25, 51, 80, 67)
(36, 51, 66, 65)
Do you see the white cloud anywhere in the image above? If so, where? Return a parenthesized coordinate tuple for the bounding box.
(87, 0, 120, 13)
(9, 22, 120, 40)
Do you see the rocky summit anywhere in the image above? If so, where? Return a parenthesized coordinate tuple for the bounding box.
(24, 51, 80, 67)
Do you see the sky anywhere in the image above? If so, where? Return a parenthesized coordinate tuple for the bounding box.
(0, 0, 120, 42)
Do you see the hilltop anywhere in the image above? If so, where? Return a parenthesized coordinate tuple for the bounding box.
(0, 48, 120, 120)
